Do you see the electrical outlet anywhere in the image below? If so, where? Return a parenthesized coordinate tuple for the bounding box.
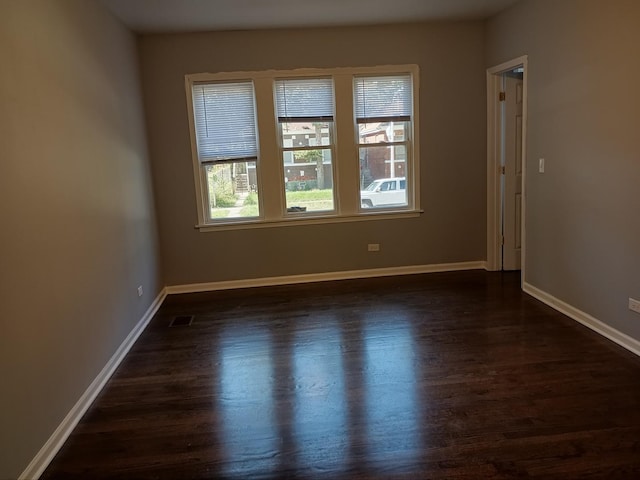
(629, 298, 640, 314)
(368, 243, 380, 252)
(137, 286, 144, 297)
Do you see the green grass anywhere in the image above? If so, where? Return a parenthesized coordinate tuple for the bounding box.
(209, 189, 333, 218)
(286, 189, 334, 211)
(210, 205, 259, 218)
(286, 189, 333, 202)
(239, 205, 259, 217)
(243, 192, 258, 205)
(211, 209, 230, 218)
(214, 194, 237, 208)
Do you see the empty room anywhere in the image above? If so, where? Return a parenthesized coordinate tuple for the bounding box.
(1, 0, 639, 478)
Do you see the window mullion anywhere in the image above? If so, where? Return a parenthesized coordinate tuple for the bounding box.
(332, 73, 359, 215)
(185, 83, 207, 224)
(282, 145, 331, 153)
(410, 67, 420, 211)
(253, 77, 284, 221)
(358, 141, 408, 148)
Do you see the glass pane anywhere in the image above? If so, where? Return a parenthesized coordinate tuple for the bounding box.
(192, 82, 257, 162)
(358, 121, 408, 145)
(359, 145, 408, 209)
(283, 149, 334, 213)
(281, 122, 332, 148)
(275, 78, 334, 120)
(205, 161, 259, 220)
(354, 75, 412, 121)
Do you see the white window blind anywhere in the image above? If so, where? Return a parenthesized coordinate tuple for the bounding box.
(354, 75, 412, 123)
(191, 81, 257, 163)
(275, 78, 334, 121)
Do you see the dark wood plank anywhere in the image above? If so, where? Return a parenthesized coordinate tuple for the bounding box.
(42, 271, 640, 479)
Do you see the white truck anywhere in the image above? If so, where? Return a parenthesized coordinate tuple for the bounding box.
(360, 177, 407, 208)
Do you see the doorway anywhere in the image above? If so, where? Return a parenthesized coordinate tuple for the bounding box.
(486, 56, 528, 279)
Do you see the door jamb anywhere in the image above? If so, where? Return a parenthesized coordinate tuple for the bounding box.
(486, 56, 528, 285)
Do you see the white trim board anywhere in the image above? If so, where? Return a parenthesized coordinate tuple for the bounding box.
(19, 288, 168, 480)
(486, 55, 528, 279)
(166, 261, 487, 294)
(524, 282, 640, 358)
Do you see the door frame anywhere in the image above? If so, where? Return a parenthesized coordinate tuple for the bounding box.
(486, 56, 528, 282)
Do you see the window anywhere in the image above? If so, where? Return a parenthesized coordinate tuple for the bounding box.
(355, 75, 412, 210)
(185, 66, 419, 230)
(275, 78, 336, 214)
(190, 81, 259, 221)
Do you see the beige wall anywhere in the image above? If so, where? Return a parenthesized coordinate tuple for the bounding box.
(486, 0, 640, 340)
(3, 1, 639, 476)
(139, 22, 488, 286)
(0, 1, 161, 478)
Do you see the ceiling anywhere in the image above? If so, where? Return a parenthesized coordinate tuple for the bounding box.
(99, 0, 520, 34)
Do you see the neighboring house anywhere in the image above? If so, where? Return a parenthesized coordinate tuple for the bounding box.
(282, 122, 333, 189)
(359, 121, 407, 186)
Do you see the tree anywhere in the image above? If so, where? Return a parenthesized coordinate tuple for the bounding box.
(313, 122, 325, 189)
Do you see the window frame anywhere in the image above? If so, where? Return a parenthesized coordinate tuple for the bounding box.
(354, 74, 414, 212)
(185, 65, 421, 231)
(274, 76, 338, 217)
(278, 119, 338, 217)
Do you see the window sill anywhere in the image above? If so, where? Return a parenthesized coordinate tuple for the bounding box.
(195, 209, 423, 232)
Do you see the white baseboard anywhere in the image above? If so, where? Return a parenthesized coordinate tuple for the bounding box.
(20, 288, 167, 480)
(523, 282, 640, 357)
(166, 261, 488, 294)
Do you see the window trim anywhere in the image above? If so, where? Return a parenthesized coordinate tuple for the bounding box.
(185, 65, 421, 230)
(275, 76, 338, 217)
(278, 121, 338, 217)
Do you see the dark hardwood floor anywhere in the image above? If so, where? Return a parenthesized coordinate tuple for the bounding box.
(42, 271, 640, 479)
